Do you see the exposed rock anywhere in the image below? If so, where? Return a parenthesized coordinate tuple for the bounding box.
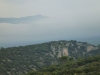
(50, 45, 69, 58)
(51, 45, 56, 55)
(57, 47, 62, 57)
(62, 48, 68, 56)
(87, 45, 95, 52)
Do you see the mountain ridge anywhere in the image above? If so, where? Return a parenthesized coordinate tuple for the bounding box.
(0, 14, 48, 24)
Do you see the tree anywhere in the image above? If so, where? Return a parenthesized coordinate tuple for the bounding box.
(59, 56, 68, 63)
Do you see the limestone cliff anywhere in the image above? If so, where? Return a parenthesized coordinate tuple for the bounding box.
(49, 40, 99, 58)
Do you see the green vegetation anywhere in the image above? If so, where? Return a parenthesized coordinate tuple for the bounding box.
(0, 40, 100, 75)
(0, 43, 54, 75)
(24, 55, 100, 75)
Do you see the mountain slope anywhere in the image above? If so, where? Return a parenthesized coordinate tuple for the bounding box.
(0, 40, 100, 75)
(25, 55, 100, 75)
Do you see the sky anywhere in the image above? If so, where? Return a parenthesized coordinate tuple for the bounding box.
(0, 0, 100, 47)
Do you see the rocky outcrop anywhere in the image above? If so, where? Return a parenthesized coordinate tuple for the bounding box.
(87, 45, 95, 52)
(51, 46, 68, 58)
(62, 48, 68, 56)
(51, 46, 56, 55)
(50, 41, 99, 59)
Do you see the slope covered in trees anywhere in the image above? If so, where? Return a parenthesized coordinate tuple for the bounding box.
(24, 55, 100, 75)
(0, 40, 100, 75)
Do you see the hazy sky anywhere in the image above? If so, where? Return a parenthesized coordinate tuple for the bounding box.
(0, 0, 100, 47)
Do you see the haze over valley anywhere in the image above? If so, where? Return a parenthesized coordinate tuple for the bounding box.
(0, 0, 100, 47)
(0, 1, 100, 75)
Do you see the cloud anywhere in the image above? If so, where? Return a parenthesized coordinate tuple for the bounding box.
(0, 0, 100, 17)
(0, 0, 100, 47)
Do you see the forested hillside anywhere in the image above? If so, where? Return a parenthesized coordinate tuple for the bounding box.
(0, 40, 100, 75)
(24, 55, 100, 75)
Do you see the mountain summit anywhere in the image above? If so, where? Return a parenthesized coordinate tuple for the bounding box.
(0, 14, 48, 24)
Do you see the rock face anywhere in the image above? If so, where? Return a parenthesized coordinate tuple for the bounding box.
(51, 46, 68, 58)
(87, 45, 95, 52)
(62, 48, 68, 56)
(49, 40, 99, 58)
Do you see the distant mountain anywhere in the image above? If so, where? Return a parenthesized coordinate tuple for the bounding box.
(0, 14, 48, 24)
(0, 40, 100, 75)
